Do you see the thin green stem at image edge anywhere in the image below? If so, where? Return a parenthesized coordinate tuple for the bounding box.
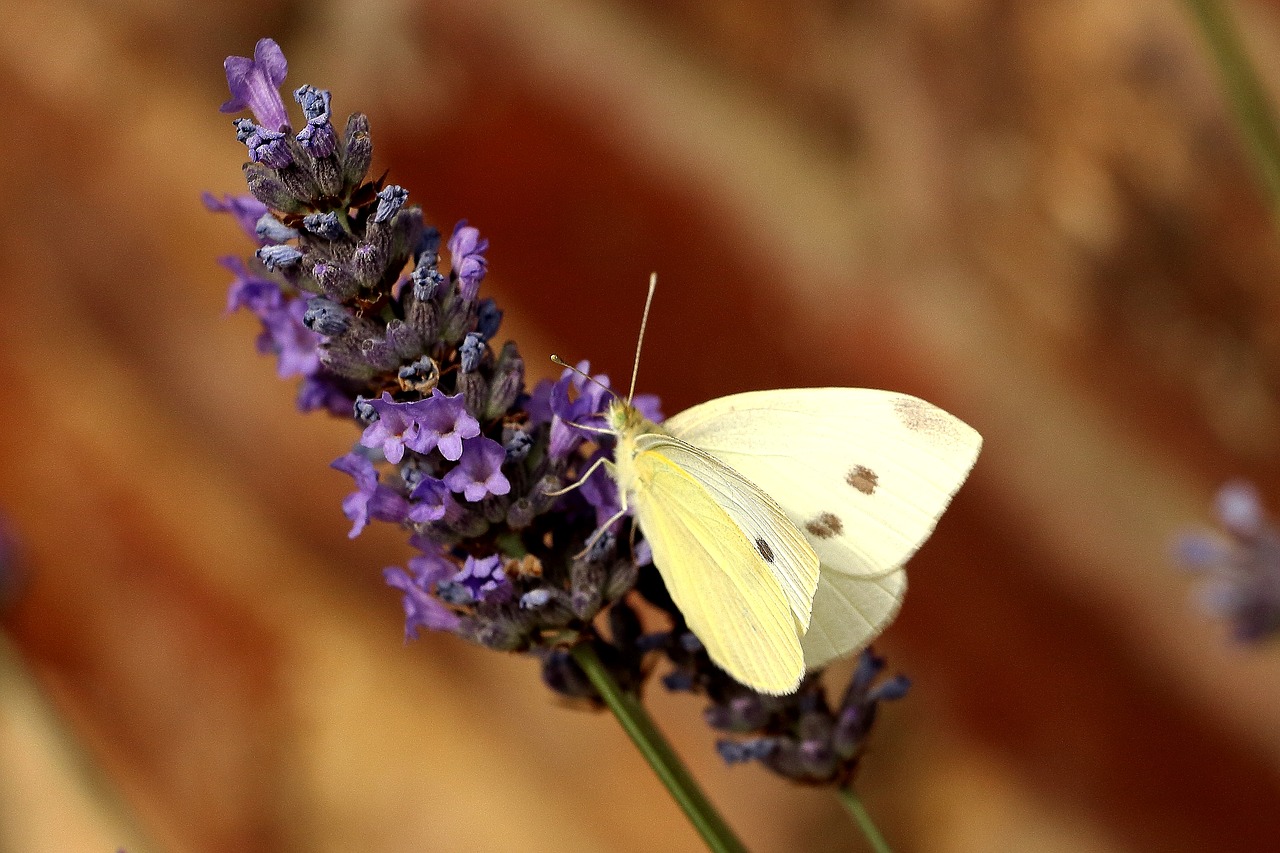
(1184, 0, 1280, 219)
(569, 642, 747, 853)
(837, 786, 894, 853)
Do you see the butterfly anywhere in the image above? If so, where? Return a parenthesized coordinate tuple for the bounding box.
(560, 277, 981, 695)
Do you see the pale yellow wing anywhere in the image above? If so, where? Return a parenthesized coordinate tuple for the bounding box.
(665, 388, 980, 668)
(630, 440, 812, 694)
(635, 433, 820, 630)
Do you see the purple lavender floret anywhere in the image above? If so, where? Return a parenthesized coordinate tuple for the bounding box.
(408, 389, 481, 461)
(260, 298, 321, 378)
(332, 451, 410, 537)
(447, 555, 513, 604)
(1177, 480, 1280, 641)
(221, 38, 289, 131)
(384, 551, 461, 638)
(444, 437, 511, 501)
(447, 220, 488, 301)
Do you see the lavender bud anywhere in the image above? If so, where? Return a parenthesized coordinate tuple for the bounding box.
(603, 557, 639, 603)
(397, 356, 440, 394)
(244, 162, 304, 213)
(303, 212, 346, 240)
(460, 333, 486, 374)
(716, 738, 776, 765)
(505, 497, 536, 529)
(486, 342, 524, 419)
(352, 241, 387, 290)
(302, 298, 351, 337)
(294, 85, 338, 159)
(384, 319, 423, 361)
(459, 374, 488, 421)
(503, 428, 533, 462)
(256, 244, 303, 272)
(412, 262, 444, 302)
(354, 396, 378, 424)
(310, 260, 358, 301)
(570, 557, 604, 619)
(476, 299, 503, 340)
(341, 113, 372, 191)
(458, 615, 526, 652)
(255, 214, 298, 243)
(374, 185, 409, 224)
(415, 227, 441, 266)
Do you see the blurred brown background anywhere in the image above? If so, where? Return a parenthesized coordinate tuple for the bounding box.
(3, 0, 1280, 850)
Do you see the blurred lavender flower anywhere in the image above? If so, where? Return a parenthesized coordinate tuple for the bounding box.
(1177, 480, 1280, 641)
(211, 37, 906, 795)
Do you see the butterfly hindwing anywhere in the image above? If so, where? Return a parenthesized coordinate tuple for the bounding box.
(628, 435, 818, 694)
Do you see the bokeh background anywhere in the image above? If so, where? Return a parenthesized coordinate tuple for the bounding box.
(3, 0, 1280, 850)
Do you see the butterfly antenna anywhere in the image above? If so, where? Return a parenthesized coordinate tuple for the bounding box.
(627, 273, 657, 404)
(550, 355, 618, 400)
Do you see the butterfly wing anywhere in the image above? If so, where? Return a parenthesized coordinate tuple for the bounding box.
(664, 388, 981, 669)
(628, 434, 820, 694)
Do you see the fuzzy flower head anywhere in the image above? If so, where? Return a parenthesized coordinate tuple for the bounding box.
(1177, 480, 1280, 641)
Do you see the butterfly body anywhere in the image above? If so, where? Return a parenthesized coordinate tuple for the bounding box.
(601, 388, 981, 694)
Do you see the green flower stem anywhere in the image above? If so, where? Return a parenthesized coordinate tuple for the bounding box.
(837, 786, 893, 853)
(1183, 0, 1280, 215)
(568, 642, 747, 853)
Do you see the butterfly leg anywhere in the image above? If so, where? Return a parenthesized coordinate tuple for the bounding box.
(576, 474, 629, 557)
(544, 455, 614, 497)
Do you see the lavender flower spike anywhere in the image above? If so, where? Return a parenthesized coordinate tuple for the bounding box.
(221, 38, 290, 131)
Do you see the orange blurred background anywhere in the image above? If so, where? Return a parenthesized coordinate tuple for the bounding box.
(3, 1, 1280, 850)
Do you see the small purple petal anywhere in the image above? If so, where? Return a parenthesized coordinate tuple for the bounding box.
(447, 220, 488, 302)
(402, 389, 480, 462)
(221, 257, 282, 315)
(451, 554, 512, 604)
(384, 565, 460, 638)
(443, 437, 511, 502)
(203, 193, 269, 242)
(221, 38, 290, 131)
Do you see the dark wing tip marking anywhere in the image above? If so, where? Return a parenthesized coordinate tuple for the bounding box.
(805, 512, 844, 539)
(755, 537, 776, 562)
(847, 465, 878, 495)
(893, 396, 962, 446)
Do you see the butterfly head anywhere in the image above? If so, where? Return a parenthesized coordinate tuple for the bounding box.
(605, 397, 649, 434)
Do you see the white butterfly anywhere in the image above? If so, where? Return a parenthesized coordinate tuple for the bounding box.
(562, 278, 981, 695)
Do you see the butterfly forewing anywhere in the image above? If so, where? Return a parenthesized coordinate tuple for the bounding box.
(629, 438, 813, 694)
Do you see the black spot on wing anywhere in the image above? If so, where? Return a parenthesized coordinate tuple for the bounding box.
(847, 465, 878, 495)
(805, 512, 844, 539)
(755, 537, 775, 562)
